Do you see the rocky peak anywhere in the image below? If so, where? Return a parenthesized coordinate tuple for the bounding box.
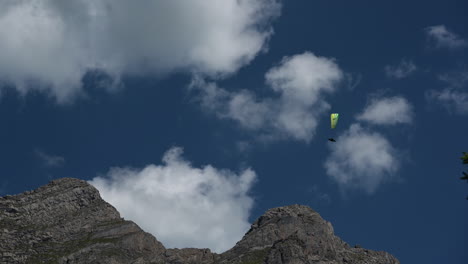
(0, 178, 166, 263)
(0, 178, 399, 264)
(220, 205, 398, 264)
(243, 205, 340, 248)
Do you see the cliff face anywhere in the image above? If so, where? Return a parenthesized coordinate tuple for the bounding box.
(0, 178, 399, 264)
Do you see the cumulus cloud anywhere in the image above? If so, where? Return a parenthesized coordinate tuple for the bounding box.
(34, 149, 65, 168)
(0, 1, 88, 102)
(324, 124, 400, 194)
(384, 59, 417, 79)
(425, 25, 467, 49)
(426, 71, 468, 115)
(356, 96, 413, 125)
(88, 147, 256, 253)
(192, 52, 344, 142)
(0, 0, 281, 102)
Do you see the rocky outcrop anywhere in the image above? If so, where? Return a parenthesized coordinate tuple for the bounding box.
(221, 205, 398, 264)
(0, 178, 166, 264)
(0, 178, 399, 264)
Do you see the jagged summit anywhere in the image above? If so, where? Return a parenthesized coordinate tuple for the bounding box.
(1, 178, 167, 263)
(221, 205, 398, 264)
(0, 178, 399, 264)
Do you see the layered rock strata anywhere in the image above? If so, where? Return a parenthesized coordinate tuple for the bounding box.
(0, 178, 399, 264)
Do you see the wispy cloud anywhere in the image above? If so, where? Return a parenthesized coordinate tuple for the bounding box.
(356, 96, 414, 125)
(191, 52, 344, 142)
(35, 149, 65, 168)
(426, 88, 468, 115)
(438, 71, 468, 88)
(426, 70, 468, 115)
(385, 59, 417, 79)
(425, 25, 467, 49)
(0, 0, 281, 103)
(324, 124, 400, 194)
(236, 141, 252, 154)
(344, 73, 362, 90)
(308, 185, 332, 205)
(89, 147, 256, 253)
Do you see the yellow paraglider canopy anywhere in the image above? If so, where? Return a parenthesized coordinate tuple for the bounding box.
(330, 113, 339, 129)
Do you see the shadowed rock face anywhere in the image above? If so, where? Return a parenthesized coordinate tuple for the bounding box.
(0, 178, 399, 264)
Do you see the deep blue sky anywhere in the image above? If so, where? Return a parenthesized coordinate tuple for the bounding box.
(0, 0, 467, 263)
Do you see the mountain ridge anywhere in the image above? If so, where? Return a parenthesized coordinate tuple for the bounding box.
(0, 178, 399, 264)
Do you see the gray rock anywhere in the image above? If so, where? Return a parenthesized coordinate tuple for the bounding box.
(219, 205, 398, 264)
(0, 178, 399, 264)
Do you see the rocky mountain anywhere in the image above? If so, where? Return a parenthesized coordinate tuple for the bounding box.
(0, 178, 399, 264)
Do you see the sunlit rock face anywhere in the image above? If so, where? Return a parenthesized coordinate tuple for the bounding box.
(0, 178, 399, 264)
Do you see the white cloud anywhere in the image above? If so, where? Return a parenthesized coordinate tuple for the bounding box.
(438, 71, 468, 88)
(425, 25, 467, 49)
(324, 124, 400, 194)
(88, 147, 256, 253)
(356, 96, 413, 125)
(34, 149, 65, 168)
(384, 59, 417, 79)
(192, 52, 344, 142)
(426, 70, 468, 115)
(0, 0, 281, 103)
(0, 1, 88, 102)
(426, 88, 468, 115)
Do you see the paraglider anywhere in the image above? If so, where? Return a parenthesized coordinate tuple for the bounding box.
(331, 113, 339, 129)
(329, 113, 339, 142)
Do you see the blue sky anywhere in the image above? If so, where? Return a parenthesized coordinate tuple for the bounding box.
(0, 0, 467, 262)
